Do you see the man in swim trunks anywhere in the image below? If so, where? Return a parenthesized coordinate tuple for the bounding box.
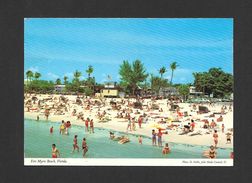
(52, 144, 60, 158)
(157, 129, 163, 147)
(82, 138, 88, 157)
(72, 135, 79, 153)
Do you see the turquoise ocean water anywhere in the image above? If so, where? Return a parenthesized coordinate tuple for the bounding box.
(24, 119, 233, 158)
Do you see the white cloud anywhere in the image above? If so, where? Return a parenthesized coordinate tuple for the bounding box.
(47, 72, 59, 79)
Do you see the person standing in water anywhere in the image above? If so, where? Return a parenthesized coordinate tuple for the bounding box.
(138, 135, 143, 144)
(72, 135, 79, 153)
(82, 138, 88, 157)
(152, 129, 157, 146)
(85, 118, 89, 132)
(90, 119, 94, 133)
(157, 129, 163, 147)
(50, 126, 53, 134)
(51, 144, 60, 158)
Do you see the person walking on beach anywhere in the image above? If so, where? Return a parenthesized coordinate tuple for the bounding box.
(190, 119, 195, 132)
(152, 129, 157, 146)
(82, 138, 88, 157)
(90, 119, 94, 133)
(52, 144, 60, 158)
(138, 116, 143, 128)
(221, 124, 225, 133)
(127, 117, 132, 131)
(213, 130, 219, 148)
(72, 135, 79, 153)
(132, 118, 136, 131)
(157, 129, 163, 147)
(45, 109, 50, 120)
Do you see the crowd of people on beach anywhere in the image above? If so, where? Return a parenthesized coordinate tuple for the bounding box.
(25, 93, 233, 159)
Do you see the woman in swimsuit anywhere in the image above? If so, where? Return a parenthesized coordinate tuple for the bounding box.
(72, 135, 79, 153)
(213, 130, 219, 148)
(82, 138, 88, 157)
(152, 129, 157, 146)
(85, 118, 89, 132)
(52, 144, 60, 158)
(162, 143, 170, 154)
(208, 145, 217, 159)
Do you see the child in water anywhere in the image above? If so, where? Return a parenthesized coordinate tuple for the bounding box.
(138, 135, 142, 144)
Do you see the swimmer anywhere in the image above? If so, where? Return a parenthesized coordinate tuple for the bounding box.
(162, 143, 170, 154)
(51, 144, 60, 158)
(109, 131, 115, 139)
(82, 138, 88, 157)
(72, 135, 79, 153)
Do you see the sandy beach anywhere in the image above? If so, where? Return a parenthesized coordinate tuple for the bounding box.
(24, 94, 233, 149)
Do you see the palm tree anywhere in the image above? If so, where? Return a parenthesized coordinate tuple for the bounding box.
(86, 65, 93, 78)
(26, 70, 33, 84)
(159, 66, 166, 78)
(73, 70, 82, 82)
(55, 78, 61, 85)
(34, 72, 41, 80)
(170, 62, 178, 85)
(63, 76, 68, 85)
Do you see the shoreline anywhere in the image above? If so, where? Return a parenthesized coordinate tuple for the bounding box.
(25, 111, 233, 149)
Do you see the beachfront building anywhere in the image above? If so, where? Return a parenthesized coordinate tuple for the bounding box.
(159, 87, 179, 97)
(188, 86, 203, 99)
(54, 85, 65, 92)
(95, 81, 121, 98)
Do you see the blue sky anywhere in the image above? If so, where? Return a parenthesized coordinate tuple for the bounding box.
(24, 18, 233, 84)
